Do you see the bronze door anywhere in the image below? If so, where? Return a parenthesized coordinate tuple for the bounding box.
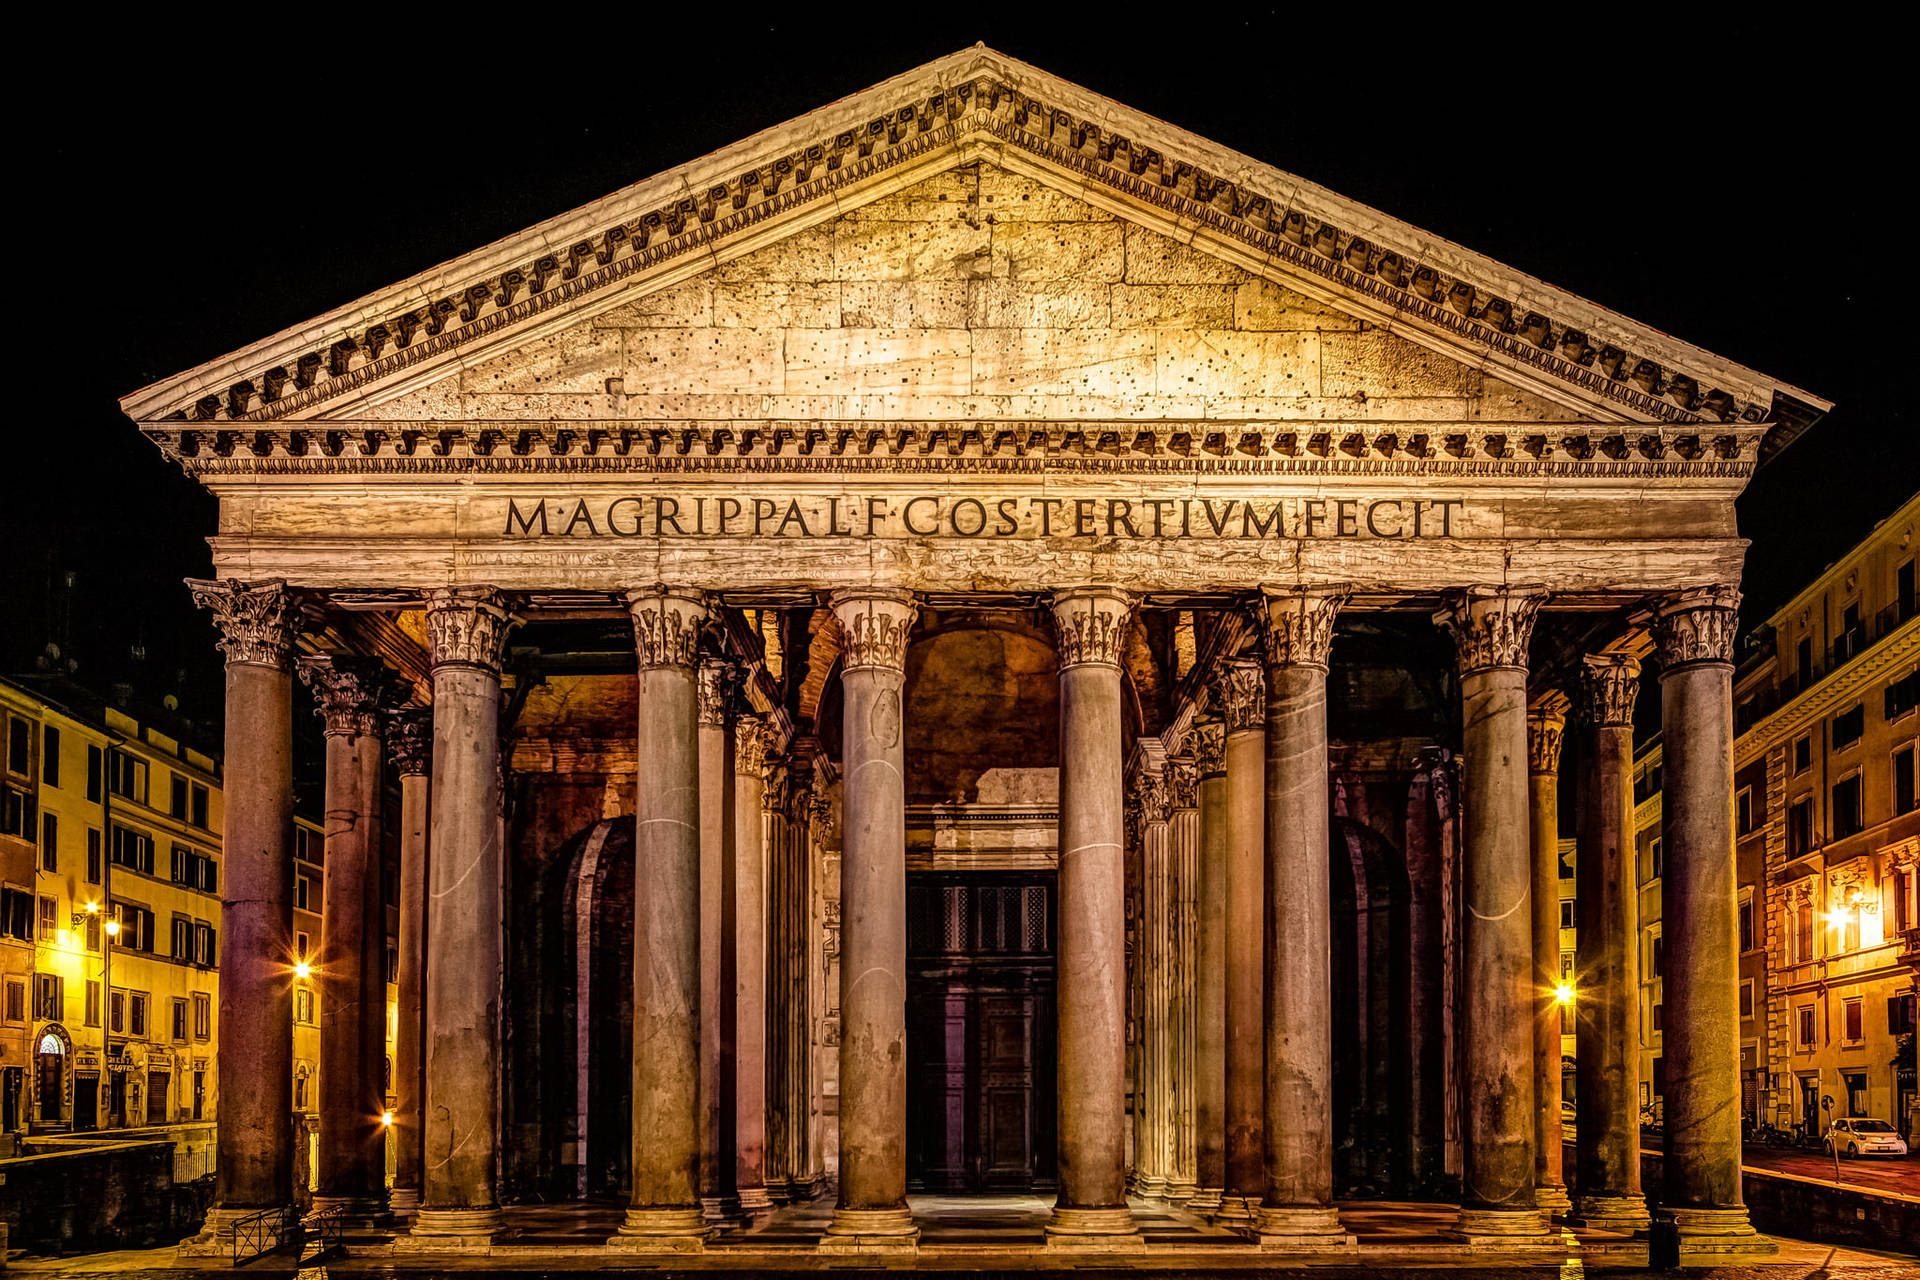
(906, 874, 1057, 1193)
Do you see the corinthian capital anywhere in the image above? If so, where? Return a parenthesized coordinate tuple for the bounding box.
(297, 654, 395, 738)
(187, 578, 303, 671)
(1436, 586, 1546, 674)
(1211, 657, 1265, 735)
(830, 588, 917, 674)
(625, 586, 707, 669)
(1127, 756, 1170, 827)
(697, 659, 738, 727)
(1258, 585, 1348, 670)
(1050, 586, 1134, 669)
(1649, 585, 1741, 671)
(1579, 654, 1642, 728)
(1165, 757, 1198, 811)
(1190, 719, 1226, 776)
(1526, 697, 1568, 775)
(425, 587, 518, 672)
(386, 708, 432, 777)
(736, 717, 772, 776)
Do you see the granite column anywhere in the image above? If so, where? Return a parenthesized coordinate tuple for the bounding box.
(734, 719, 774, 1215)
(386, 710, 432, 1220)
(1525, 697, 1572, 1217)
(1215, 657, 1265, 1228)
(1128, 758, 1170, 1199)
(1189, 720, 1228, 1213)
(695, 662, 740, 1225)
(1165, 756, 1199, 1203)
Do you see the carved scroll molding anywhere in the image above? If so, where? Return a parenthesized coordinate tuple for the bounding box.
(1258, 585, 1349, 670)
(425, 586, 518, 672)
(1049, 585, 1133, 669)
(1436, 585, 1546, 674)
(830, 587, 917, 674)
(1580, 654, 1642, 729)
(1649, 584, 1741, 672)
(297, 654, 395, 739)
(697, 659, 739, 727)
(187, 577, 302, 671)
(1526, 703, 1567, 776)
(1191, 719, 1226, 777)
(625, 586, 707, 669)
(1212, 657, 1265, 735)
(387, 708, 433, 777)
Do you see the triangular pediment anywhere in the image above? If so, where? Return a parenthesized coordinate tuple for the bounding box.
(122, 46, 1827, 450)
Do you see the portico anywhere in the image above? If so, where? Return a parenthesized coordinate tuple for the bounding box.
(125, 46, 1827, 1267)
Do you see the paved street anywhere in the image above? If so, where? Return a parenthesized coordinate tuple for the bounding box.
(1739, 1143, 1920, 1196)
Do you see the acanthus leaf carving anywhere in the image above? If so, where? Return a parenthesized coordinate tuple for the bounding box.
(697, 658, 739, 727)
(830, 588, 917, 674)
(1579, 654, 1642, 729)
(187, 577, 303, 670)
(296, 653, 397, 738)
(736, 716, 772, 776)
(625, 586, 707, 669)
(1050, 586, 1133, 669)
(1526, 705, 1567, 775)
(1164, 757, 1198, 811)
(386, 707, 433, 776)
(1436, 585, 1546, 673)
(1258, 585, 1348, 670)
(1650, 584, 1741, 670)
(1210, 657, 1265, 734)
(1190, 719, 1226, 776)
(425, 586, 519, 671)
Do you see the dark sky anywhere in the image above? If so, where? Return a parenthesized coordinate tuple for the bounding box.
(11, 17, 1910, 730)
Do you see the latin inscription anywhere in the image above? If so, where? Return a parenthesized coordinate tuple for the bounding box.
(503, 495, 1463, 540)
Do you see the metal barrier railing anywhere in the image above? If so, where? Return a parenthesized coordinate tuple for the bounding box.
(230, 1205, 299, 1266)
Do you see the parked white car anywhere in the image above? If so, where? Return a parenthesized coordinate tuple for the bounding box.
(1823, 1118, 1910, 1157)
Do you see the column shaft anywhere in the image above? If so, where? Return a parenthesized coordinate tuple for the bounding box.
(1571, 658, 1648, 1232)
(1130, 761, 1170, 1197)
(1526, 702, 1571, 1216)
(696, 663, 739, 1223)
(1047, 587, 1140, 1246)
(388, 713, 431, 1218)
(1218, 658, 1265, 1226)
(614, 588, 710, 1249)
(1191, 723, 1228, 1211)
(734, 724, 772, 1212)
(1166, 766, 1199, 1201)
(822, 589, 918, 1249)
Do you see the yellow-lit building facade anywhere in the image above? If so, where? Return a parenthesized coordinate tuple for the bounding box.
(0, 676, 398, 1167)
(1632, 491, 1919, 1140)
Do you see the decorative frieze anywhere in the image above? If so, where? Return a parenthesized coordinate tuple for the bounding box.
(625, 586, 707, 669)
(386, 708, 433, 777)
(187, 577, 303, 670)
(424, 587, 518, 671)
(696, 659, 738, 727)
(297, 654, 395, 738)
(1257, 586, 1348, 670)
(1190, 720, 1225, 777)
(1436, 586, 1545, 673)
(1211, 658, 1265, 735)
(1051, 586, 1133, 668)
(1579, 655, 1642, 728)
(1649, 585, 1741, 671)
(829, 588, 917, 673)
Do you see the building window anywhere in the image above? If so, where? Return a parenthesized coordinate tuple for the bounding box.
(0, 888, 32, 941)
(1, 783, 34, 840)
(42, 725, 60, 787)
(1739, 980, 1755, 1019)
(1793, 896, 1816, 963)
(32, 974, 62, 1021)
(41, 812, 57, 872)
(110, 825, 155, 875)
(85, 913, 101, 952)
(1797, 636, 1816, 687)
(107, 753, 147, 803)
(1738, 893, 1755, 953)
(193, 993, 210, 1039)
(38, 896, 57, 941)
(1787, 796, 1813, 857)
(85, 981, 101, 1028)
(1887, 667, 1919, 721)
(1832, 774, 1863, 840)
(195, 923, 216, 967)
(171, 998, 188, 1042)
(295, 874, 313, 911)
(112, 902, 156, 953)
(1735, 787, 1755, 836)
(6, 717, 29, 776)
(86, 745, 102, 801)
(1651, 933, 1665, 978)
(1649, 838, 1664, 882)
(170, 776, 188, 819)
(1892, 994, 1917, 1036)
(129, 993, 147, 1037)
(109, 990, 124, 1034)
(1843, 998, 1864, 1043)
(387, 942, 398, 984)
(1833, 703, 1865, 750)
(86, 828, 102, 883)
(294, 1068, 310, 1110)
(190, 784, 209, 830)
(295, 988, 315, 1025)
(1559, 900, 1575, 930)
(1561, 951, 1575, 980)
(1846, 1071, 1869, 1116)
(1797, 1005, 1817, 1047)
(171, 916, 193, 960)
(295, 930, 310, 959)
(1652, 1000, 1664, 1033)
(1896, 745, 1917, 817)
(1794, 733, 1813, 776)
(4, 980, 25, 1023)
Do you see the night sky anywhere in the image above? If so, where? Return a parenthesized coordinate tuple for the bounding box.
(11, 17, 1909, 739)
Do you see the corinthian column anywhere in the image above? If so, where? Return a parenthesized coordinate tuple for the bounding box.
(821, 588, 919, 1251)
(1437, 586, 1552, 1245)
(1649, 587, 1772, 1262)
(1253, 587, 1354, 1250)
(179, 579, 301, 1256)
(1165, 756, 1199, 1203)
(1127, 757, 1170, 1199)
(1213, 656, 1265, 1229)
(298, 654, 394, 1218)
(1047, 586, 1142, 1248)
(1569, 656, 1648, 1233)
(407, 587, 515, 1245)
(1524, 696, 1571, 1218)
(386, 709, 432, 1220)
(1189, 720, 1228, 1214)
(611, 587, 712, 1251)
(734, 718, 774, 1216)
(695, 662, 740, 1225)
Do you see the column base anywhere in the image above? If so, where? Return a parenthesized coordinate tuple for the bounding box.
(1533, 1182, 1572, 1215)
(1210, 1192, 1260, 1229)
(1253, 1204, 1357, 1253)
(737, 1184, 775, 1215)
(178, 1205, 295, 1258)
(1045, 1205, 1142, 1249)
(700, 1193, 743, 1226)
(763, 1175, 795, 1205)
(1443, 1206, 1562, 1251)
(818, 1205, 920, 1253)
(387, 1186, 423, 1219)
(1186, 1186, 1224, 1215)
(1129, 1172, 1169, 1198)
(606, 1206, 711, 1252)
(397, 1207, 509, 1252)
(1164, 1177, 1199, 1203)
(1567, 1193, 1651, 1234)
(1652, 1206, 1776, 1266)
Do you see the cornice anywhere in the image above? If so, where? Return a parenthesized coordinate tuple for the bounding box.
(1735, 617, 1920, 768)
(143, 420, 1766, 479)
(122, 48, 1823, 448)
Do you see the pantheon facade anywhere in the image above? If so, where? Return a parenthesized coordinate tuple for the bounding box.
(122, 47, 1827, 1265)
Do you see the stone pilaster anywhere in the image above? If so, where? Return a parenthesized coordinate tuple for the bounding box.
(695, 661, 741, 1225)
(1165, 756, 1200, 1203)
(1569, 655, 1649, 1233)
(1525, 696, 1572, 1217)
(821, 588, 920, 1251)
(1254, 587, 1355, 1251)
(1649, 587, 1773, 1262)
(1436, 587, 1553, 1245)
(178, 579, 301, 1256)
(1046, 586, 1142, 1248)
(734, 718, 774, 1215)
(1213, 656, 1264, 1229)
(386, 709, 432, 1220)
(404, 587, 515, 1248)
(612, 587, 713, 1251)
(297, 654, 395, 1219)
(1189, 719, 1228, 1214)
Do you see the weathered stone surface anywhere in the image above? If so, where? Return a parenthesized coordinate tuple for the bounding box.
(712, 282, 838, 329)
(999, 221, 1125, 282)
(1123, 225, 1244, 284)
(1320, 331, 1475, 399)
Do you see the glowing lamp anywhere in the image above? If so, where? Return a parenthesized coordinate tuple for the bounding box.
(1554, 983, 1576, 1006)
(294, 960, 313, 980)
(104, 919, 121, 937)
(380, 1110, 394, 1127)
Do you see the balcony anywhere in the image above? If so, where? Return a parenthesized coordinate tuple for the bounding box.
(1736, 588, 1919, 734)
